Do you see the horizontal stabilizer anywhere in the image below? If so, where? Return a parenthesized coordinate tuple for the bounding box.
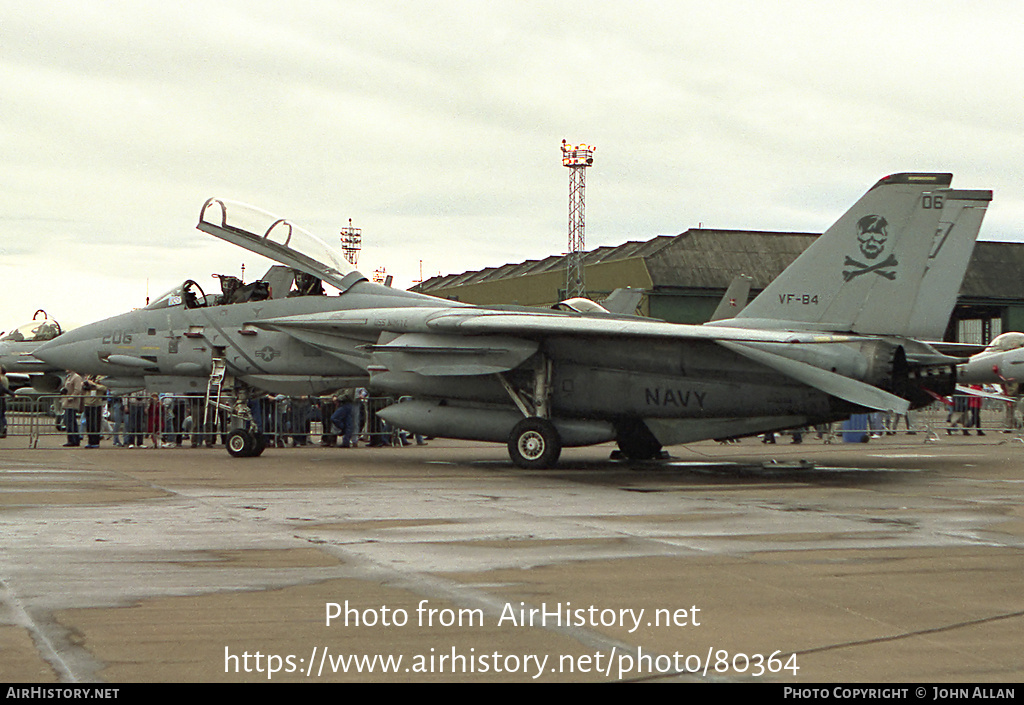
(720, 341, 910, 414)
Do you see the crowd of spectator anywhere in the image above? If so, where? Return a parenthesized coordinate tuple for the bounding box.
(56, 371, 421, 449)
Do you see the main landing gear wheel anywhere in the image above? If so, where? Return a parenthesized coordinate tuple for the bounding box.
(614, 419, 664, 461)
(226, 428, 265, 458)
(508, 418, 562, 469)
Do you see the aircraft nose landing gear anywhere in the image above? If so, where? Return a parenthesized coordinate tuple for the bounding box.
(508, 418, 561, 469)
(225, 428, 265, 457)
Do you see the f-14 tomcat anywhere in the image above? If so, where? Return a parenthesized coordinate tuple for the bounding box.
(36, 174, 991, 467)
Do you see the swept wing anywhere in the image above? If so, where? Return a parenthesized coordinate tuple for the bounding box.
(255, 306, 859, 345)
(254, 306, 912, 413)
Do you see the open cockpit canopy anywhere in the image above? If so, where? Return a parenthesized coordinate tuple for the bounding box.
(197, 199, 366, 295)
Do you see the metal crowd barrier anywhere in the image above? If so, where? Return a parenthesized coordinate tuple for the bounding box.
(2, 393, 1022, 449)
(756, 397, 1024, 444)
(0, 393, 414, 449)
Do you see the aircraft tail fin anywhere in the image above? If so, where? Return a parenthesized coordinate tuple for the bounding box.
(727, 173, 990, 336)
(709, 274, 752, 322)
(602, 288, 644, 315)
(905, 189, 991, 339)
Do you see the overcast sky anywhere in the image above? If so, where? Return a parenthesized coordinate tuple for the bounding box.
(3, 1, 1024, 330)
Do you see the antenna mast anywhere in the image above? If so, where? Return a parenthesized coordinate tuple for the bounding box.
(561, 139, 594, 299)
(340, 218, 362, 266)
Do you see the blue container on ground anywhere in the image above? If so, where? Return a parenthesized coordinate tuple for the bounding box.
(842, 414, 869, 443)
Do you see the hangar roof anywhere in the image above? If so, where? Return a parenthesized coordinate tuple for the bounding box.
(414, 229, 1024, 303)
(416, 233, 680, 292)
(961, 241, 1024, 302)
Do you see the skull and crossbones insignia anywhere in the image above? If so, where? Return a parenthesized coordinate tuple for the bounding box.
(842, 214, 898, 281)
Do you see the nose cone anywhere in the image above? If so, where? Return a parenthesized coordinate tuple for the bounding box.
(33, 325, 100, 374)
(959, 352, 1005, 385)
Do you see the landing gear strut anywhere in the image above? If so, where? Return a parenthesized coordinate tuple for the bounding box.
(498, 355, 565, 469)
(208, 369, 267, 459)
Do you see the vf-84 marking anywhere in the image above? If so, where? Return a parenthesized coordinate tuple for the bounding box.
(778, 294, 819, 305)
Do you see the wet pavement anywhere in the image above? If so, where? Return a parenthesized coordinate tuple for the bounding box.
(1, 433, 1022, 682)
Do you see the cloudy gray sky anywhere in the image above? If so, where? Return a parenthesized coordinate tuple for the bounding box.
(3, 0, 1024, 330)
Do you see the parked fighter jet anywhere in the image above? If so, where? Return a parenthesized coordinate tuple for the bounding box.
(0, 311, 65, 393)
(372, 175, 991, 465)
(958, 332, 1024, 385)
(36, 174, 991, 467)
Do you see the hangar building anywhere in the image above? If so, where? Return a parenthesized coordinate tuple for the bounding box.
(411, 229, 1024, 345)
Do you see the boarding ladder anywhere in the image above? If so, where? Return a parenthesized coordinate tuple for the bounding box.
(203, 355, 228, 431)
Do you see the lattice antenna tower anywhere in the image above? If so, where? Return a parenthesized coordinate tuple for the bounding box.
(561, 139, 594, 299)
(340, 218, 362, 266)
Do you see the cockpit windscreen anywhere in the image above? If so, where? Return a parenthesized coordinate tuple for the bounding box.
(146, 280, 208, 310)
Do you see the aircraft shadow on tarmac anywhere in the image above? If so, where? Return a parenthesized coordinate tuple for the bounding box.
(462, 455, 923, 488)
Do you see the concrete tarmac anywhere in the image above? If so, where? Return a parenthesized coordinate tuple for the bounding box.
(1, 431, 1022, 683)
